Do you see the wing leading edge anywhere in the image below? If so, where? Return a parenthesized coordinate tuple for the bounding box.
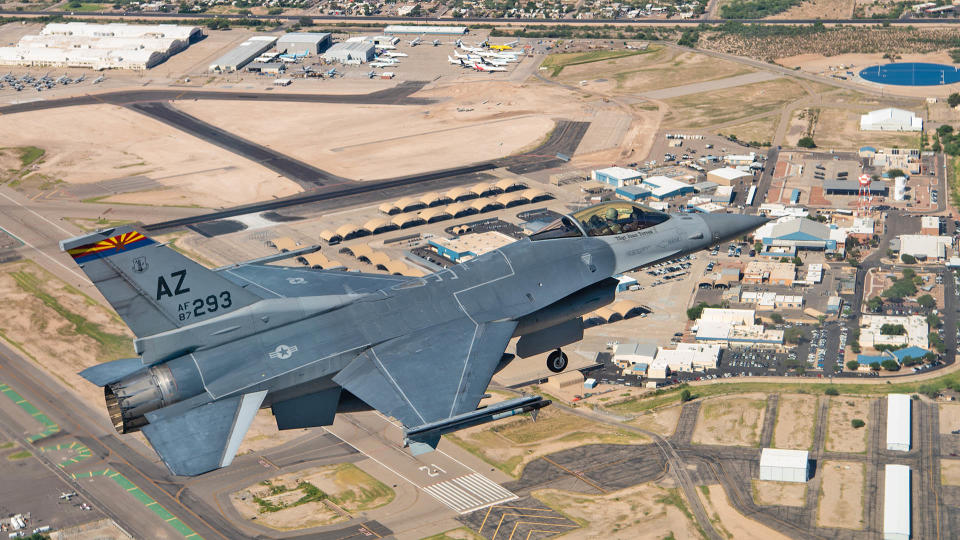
(333, 318, 517, 450)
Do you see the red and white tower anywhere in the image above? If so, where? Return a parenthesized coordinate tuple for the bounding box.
(857, 174, 872, 217)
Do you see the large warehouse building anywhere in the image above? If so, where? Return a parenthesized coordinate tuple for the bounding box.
(277, 32, 331, 55)
(209, 36, 277, 72)
(883, 464, 911, 540)
(886, 394, 912, 452)
(759, 448, 809, 483)
(861, 107, 923, 132)
(323, 40, 375, 64)
(0, 22, 201, 70)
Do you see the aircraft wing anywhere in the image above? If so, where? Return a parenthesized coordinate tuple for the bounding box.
(141, 390, 266, 476)
(217, 265, 414, 298)
(333, 318, 517, 447)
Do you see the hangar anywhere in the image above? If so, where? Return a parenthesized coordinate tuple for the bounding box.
(861, 108, 922, 132)
(759, 448, 809, 483)
(418, 207, 452, 223)
(707, 167, 752, 186)
(362, 218, 398, 235)
(394, 197, 426, 213)
(471, 198, 503, 213)
(446, 187, 478, 202)
(641, 175, 695, 200)
(446, 203, 477, 218)
(210, 35, 277, 72)
(319, 230, 342, 244)
(883, 464, 911, 540)
(592, 167, 643, 188)
(277, 32, 331, 55)
(525, 190, 552, 203)
(392, 214, 425, 229)
(335, 223, 369, 241)
(323, 41, 375, 64)
(497, 192, 529, 208)
(886, 394, 911, 452)
(420, 192, 452, 208)
(494, 179, 528, 193)
(470, 182, 502, 198)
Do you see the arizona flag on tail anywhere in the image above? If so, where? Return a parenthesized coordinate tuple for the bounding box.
(66, 231, 155, 264)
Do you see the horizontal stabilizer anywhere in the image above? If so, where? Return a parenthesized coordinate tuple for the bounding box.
(142, 390, 266, 476)
(79, 358, 143, 387)
(403, 396, 550, 453)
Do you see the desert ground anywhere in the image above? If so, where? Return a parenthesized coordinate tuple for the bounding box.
(942, 459, 960, 486)
(817, 461, 865, 529)
(534, 484, 702, 539)
(691, 394, 767, 447)
(752, 480, 807, 507)
(663, 79, 809, 129)
(173, 80, 587, 182)
(0, 105, 302, 208)
(720, 116, 779, 146)
(703, 484, 792, 540)
(825, 397, 871, 453)
(772, 394, 818, 450)
(938, 403, 960, 434)
(803, 108, 922, 150)
(769, 0, 857, 18)
(230, 463, 393, 530)
(447, 405, 648, 478)
(632, 404, 683, 437)
(550, 48, 754, 96)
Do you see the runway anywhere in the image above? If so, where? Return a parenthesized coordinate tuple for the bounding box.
(0, 81, 432, 115)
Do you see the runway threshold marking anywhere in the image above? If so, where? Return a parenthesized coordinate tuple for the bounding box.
(0, 381, 60, 442)
(422, 472, 518, 514)
(73, 468, 203, 539)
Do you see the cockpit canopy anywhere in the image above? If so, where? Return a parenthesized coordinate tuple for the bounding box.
(530, 202, 670, 240)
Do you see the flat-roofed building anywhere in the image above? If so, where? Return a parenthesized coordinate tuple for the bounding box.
(759, 448, 809, 483)
(883, 464, 911, 540)
(740, 291, 804, 310)
(277, 32, 331, 55)
(428, 231, 515, 262)
(859, 314, 928, 349)
(707, 167, 752, 186)
(210, 36, 277, 72)
(921, 216, 940, 235)
(592, 167, 643, 188)
(743, 261, 796, 286)
(655, 343, 721, 371)
(613, 342, 657, 368)
(861, 107, 922, 132)
(886, 394, 912, 452)
(699, 308, 755, 325)
(641, 175, 695, 200)
(323, 41, 375, 64)
(897, 234, 952, 261)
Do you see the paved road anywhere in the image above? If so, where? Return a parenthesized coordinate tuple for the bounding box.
(641, 71, 781, 99)
(0, 82, 432, 115)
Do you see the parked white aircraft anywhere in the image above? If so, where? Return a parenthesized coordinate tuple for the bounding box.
(385, 51, 408, 58)
(473, 63, 506, 72)
(409, 36, 422, 46)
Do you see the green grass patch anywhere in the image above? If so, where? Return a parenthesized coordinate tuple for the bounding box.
(7, 450, 32, 460)
(950, 156, 960, 210)
(17, 146, 44, 167)
(0, 442, 12, 449)
(445, 432, 524, 478)
(541, 49, 649, 77)
(10, 268, 133, 361)
(655, 488, 706, 539)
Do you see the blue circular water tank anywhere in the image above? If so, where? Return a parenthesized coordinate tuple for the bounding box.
(859, 62, 960, 86)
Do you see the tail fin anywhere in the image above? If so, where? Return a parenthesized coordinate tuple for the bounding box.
(60, 227, 260, 338)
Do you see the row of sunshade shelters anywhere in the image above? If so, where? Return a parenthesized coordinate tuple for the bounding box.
(320, 190, 551, 245)
(378, 179, 531, 215)
(584, 300, 649, 325)
(338, 243, 426, 277)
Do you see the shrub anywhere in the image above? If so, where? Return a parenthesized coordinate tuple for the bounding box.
(851, 419, 865, 429)
(825, 387, 839, 396)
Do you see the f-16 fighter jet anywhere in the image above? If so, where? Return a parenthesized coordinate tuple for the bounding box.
(62, 203, 765, 475)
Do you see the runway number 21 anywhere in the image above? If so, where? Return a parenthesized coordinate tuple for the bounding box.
(419, 465, 446, 477)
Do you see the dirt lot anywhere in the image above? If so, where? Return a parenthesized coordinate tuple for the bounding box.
(938, 403, 960, 434)
(174, 80, 585, 181)
(825, 397, 872, 453)
(555, 48, 754, 96)
(768, 0, 856, 18)
(447, 406, 648, 478)
(720, 115, 779, 145)
(807, 108, 922, 150)
(817, 461, 865, 529)
(534, 483, 702, 539)
(0, 104, 301, 208)
(691, 394, 767, 447)
(752, 480, 807, 507)
(230, 462, 393, 530)
(632, 404, 683, 437)
(942, 459, 960, 486)
(704, 484, 793, 540)
(664, 79, 808, 129)
(773, 394, 818, 450)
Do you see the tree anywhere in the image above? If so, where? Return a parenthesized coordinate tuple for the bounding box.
(851, 419, 866, 428)
(917, 294, 936, 309)
(949, 93, 960, 108)
(771, 313, 784, 324)
(930, 332, 946, 353)
(870, 361, 882, 371)
(867, 296, 884, 312)
(880, 323, 906, 335)
(754, 241, 763, 253)
(902, 355, 922, 367)
(792, 255, 802, 266)
(886, 168, 905, 179)
(882, 359, 901, 371)
(680, 389, 693, 402)
(901, 253, 917, 264)
(687, 302, 708, 321)
(846, 360, 860, 371)
(784, 328, 803, 344)
(826, 387, 840, 396)
(926, 313, 942, 329)
(298, 16, 313, 26)
(797, 136, 816, 148)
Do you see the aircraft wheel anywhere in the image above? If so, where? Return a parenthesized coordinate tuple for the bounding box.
(547, 349, 568, 373)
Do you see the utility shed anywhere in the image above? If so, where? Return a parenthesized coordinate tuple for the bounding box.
(883, 464, 911, 540)
(759, 448, 809, 483)
(886, 394, 912, 452)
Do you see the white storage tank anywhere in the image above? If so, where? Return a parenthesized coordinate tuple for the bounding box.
(894, 176, 907, 201)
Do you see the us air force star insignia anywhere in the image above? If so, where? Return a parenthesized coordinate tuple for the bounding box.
(286, 277, 307, 285)
(268, 344, 298, 360)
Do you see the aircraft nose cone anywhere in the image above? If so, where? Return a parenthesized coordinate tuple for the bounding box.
(702, 213, 769, 244)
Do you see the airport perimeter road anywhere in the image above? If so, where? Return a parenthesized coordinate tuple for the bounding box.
(130, 101, 349, 189)
(0, 81, 432, 115)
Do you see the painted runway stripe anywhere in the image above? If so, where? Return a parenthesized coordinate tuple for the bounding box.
(423, 473, 518, 514)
